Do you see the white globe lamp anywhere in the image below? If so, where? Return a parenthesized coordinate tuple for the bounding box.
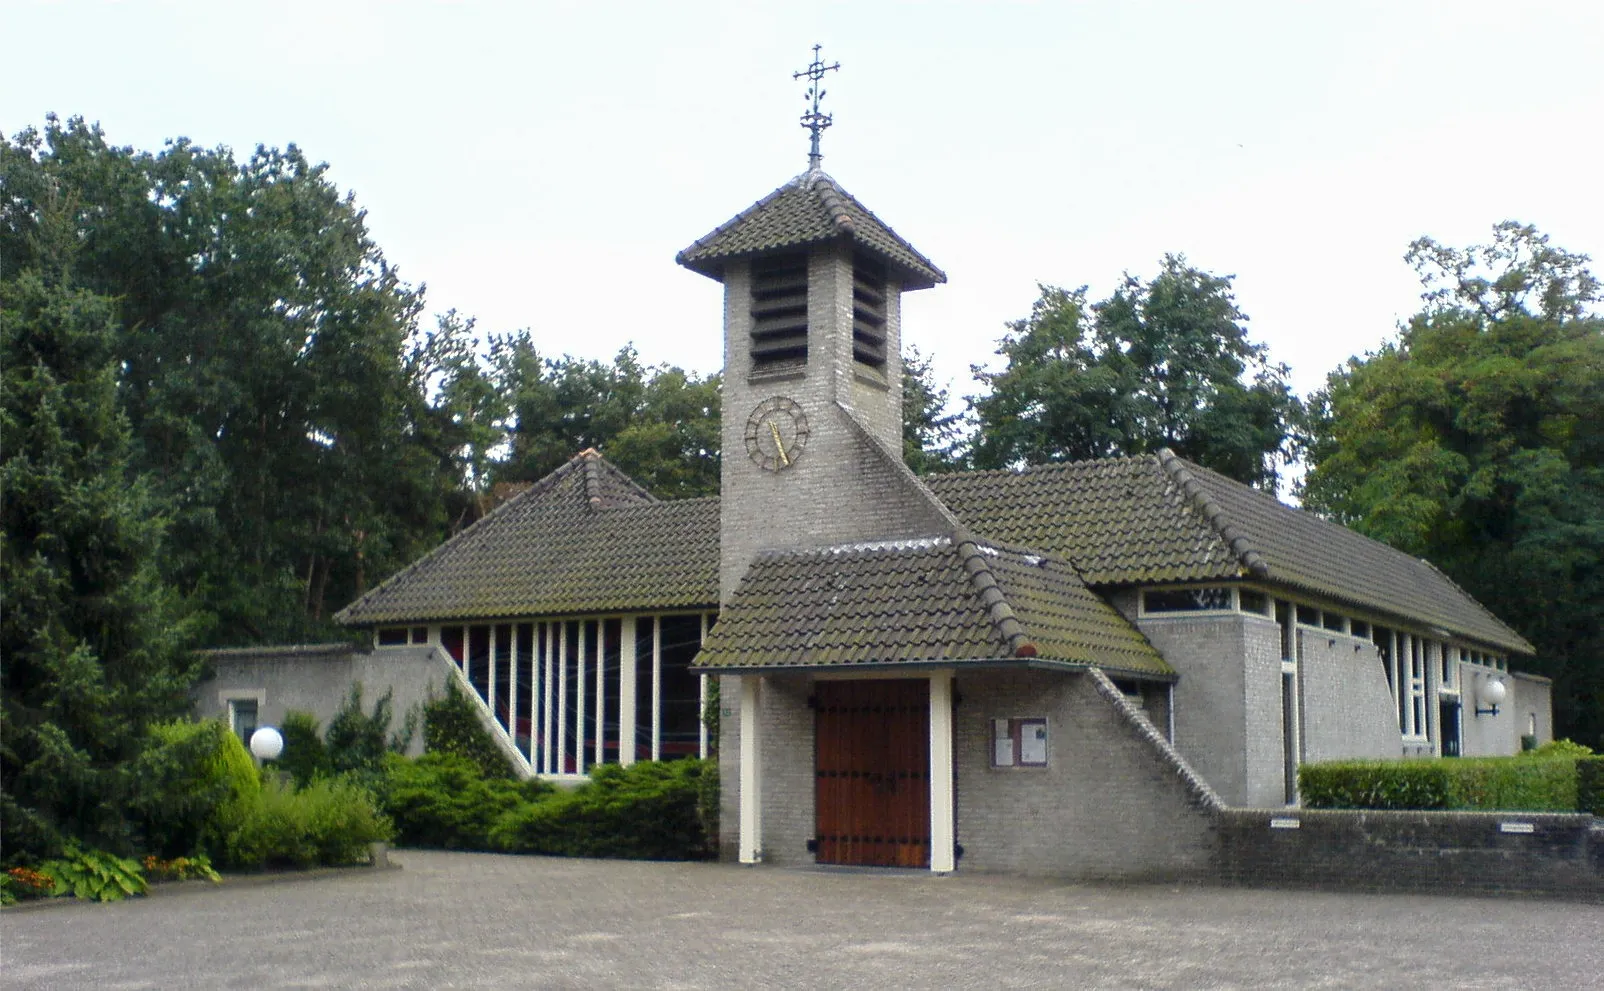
(1475, 678, 1506, 717)
(249, 725, 285, 761)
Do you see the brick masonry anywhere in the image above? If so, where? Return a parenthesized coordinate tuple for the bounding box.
(955, 668, 1219, 880)
(193, 644, 452, 753)
(1131, 612, 1283, 806)
(1297, 628, 1400, 763)
(1214, 808, 1603, 899)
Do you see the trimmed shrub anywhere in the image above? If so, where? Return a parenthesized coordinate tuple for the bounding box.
(1578, 757, 1604, 817)
(1450, 758, 1577, 812)
(381, 752, 545, 850)
(1301, 757, 1580, 812)
(1522, 738, 1595, 759)
(214, 776, 391, 870)
(273, 711, 332, 788)
(490, 759, 715, 860)
(1300, 760, 1453, 810)
(128, 719, 259, 857)
(422, 679, 514, 780)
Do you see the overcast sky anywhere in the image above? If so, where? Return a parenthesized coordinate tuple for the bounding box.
(7, 1, 1602, 403)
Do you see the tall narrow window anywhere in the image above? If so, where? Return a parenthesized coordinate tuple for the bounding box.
(750, 252, 808, 373)
(851, 253, 888, 370)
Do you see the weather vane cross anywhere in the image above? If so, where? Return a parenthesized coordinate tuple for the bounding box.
(794, 43, 840, 170)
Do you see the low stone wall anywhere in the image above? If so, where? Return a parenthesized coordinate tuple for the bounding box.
(1213, 807, 1603, 900)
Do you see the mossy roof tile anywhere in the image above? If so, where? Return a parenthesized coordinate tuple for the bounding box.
(693, 537, 1170, 678)
(676, 169, 946, 289)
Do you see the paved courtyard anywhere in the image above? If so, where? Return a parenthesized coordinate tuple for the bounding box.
(3, 850, 1599, 990)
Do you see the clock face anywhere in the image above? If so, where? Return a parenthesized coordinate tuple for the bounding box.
(744, 396, 810, 471)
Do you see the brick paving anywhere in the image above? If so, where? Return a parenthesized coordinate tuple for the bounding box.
(3, 850, 1599, 990)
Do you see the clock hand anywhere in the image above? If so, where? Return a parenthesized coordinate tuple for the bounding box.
(768, 420, 790, 467)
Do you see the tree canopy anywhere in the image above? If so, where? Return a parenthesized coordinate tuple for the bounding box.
(1, 231, 200, 858)
(968, 257, 1303, 488)
(1303, 223, 1603, 746)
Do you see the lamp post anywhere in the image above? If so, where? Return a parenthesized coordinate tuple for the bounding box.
(249, 725, 285, 761)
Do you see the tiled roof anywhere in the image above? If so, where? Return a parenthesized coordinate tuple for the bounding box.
(691, 535, 1171, 679)
(335, 451, 718, 625)
(339, 443, 1528, 655)
(925, 454, 1532, 653)
(676, 169, 946, 289)
(924, 457, 1241, 584)
(1174, 456, 1533, 653)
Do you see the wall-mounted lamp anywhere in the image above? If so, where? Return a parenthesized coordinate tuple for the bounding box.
(1474, 678, 1506, 717)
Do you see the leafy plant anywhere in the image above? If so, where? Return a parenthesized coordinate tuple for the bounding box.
(273, 711, 333, 788)
(128, 719, 259, 858)
(141, 854, 221, 883)
(381, 752, 544, 850)
(3, 866, 57, 903)
(422, 679, 515, 779)
(491, 759, 714, 860)
(37, 845, 147, 902)
(215, 775, 392, 871)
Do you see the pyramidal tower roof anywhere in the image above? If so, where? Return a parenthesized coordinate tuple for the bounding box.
(676, 168, 947, 290)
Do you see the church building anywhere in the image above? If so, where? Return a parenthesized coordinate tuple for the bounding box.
(197, 57, 1552, 881)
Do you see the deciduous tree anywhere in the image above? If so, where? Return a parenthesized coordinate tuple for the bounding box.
(969, 257, 1302, 488)
(1303, 223, 1603, 746)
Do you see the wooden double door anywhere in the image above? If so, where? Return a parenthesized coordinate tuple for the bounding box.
(814, 679, 931, 868)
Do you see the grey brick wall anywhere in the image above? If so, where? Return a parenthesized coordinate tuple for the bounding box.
(1512, 673, 1555, 747)
(1461, 665, 1519, 756)
(192, 644, 451, 757)
(719, 246, 930, 603)
(1214, 808, 1602, 898)
(954, 668, 1217, 880)
(757, 674, 815, 865)
(1135, 614, 1283, 806)
(1297, 629, 1400, 763)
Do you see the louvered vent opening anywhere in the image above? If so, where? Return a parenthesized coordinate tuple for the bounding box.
(750, 252, 809, 373)
(852, 253, 888, 370)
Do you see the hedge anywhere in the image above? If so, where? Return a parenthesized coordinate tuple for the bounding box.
(380, 753, 546, 850)
(1579, 757, 1604, 817)
(1300, 757, 1582, 812)
(489, 760, 715, 860)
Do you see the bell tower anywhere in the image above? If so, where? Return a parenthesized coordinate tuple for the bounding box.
(676, 48, 947, 601)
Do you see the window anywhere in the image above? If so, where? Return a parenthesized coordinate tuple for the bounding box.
(1144, 587, 1232, 613)
(1237, 589, 1271, 616)
(441, 614, 715, 776)
(1349, 620, 1370, 639)
(851, 253, 888, 371)
(749, 252, 808, 373)
(992, 718, 1049, 768)
(1296, 605, 1320, 627)
(377, 627, 407, 646)
(228, 699, 258, 743)
(1321, 612, 1347, 633)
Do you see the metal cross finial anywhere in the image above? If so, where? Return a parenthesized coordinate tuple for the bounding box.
(793, 43, 840, 170)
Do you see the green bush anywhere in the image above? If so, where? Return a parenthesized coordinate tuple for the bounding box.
(128, 719, 259, 858)
(1522, 738, 1595, 759)
(1301, 757, 1580, 812)
(214, 776, 391, 870)
(490, 759, 715, 860)
(37, 845, 148, 902)
(273, 711, 332, 788)
(1300, 760, 1454, 810)
(1578, 757, 1604, 817)
(422, 679, 514, 780)
(381, 752, 545, 850)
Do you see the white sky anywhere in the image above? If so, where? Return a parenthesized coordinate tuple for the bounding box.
(7, 0, 1602, 403)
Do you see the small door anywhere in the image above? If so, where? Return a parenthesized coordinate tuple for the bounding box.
(814, 679, 930, 867)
